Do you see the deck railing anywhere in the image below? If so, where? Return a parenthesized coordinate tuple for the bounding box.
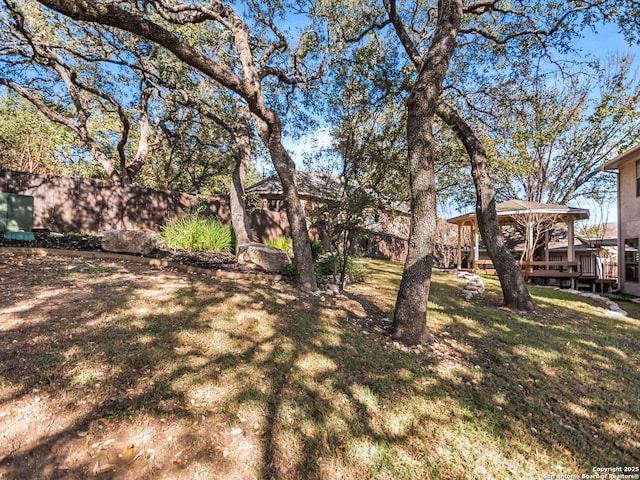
(472, 259, 618, 291)
(518, 260, 580, 279)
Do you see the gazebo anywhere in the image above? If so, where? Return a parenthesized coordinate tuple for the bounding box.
(447, 200, 592, 288)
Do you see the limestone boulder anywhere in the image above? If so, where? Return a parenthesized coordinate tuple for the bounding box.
(101, 229, 157, 255)
(237, 243, 290, 273)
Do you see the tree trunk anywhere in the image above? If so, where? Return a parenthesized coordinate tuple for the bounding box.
(437, 101, 535, 311)
(229, 109, 253, 246)
(390, 0, 463, 346)
(254, 115, 318, 291)
(34, 0, 317, 291)
(392, 89, 437, 345)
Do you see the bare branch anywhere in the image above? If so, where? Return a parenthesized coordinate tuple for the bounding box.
(459, 3, 593, 45)
(382, 0, 423, 69)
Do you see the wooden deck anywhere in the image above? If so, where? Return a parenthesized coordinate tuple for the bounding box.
(520, 261, 579, 288)
(471, 260, 617, 291)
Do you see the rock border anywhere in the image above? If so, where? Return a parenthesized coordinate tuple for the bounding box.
(547, 287, 627, 317)
(456, 271, 486, 301)
(0, 247, 283, 282)
(453, 271, 626, 317)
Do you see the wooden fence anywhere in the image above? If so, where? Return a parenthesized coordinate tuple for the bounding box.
(0, 169, 230, 234)
(0, 169, 412, 261)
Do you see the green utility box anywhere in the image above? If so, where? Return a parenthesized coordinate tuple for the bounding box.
(0, 193, 35, 241)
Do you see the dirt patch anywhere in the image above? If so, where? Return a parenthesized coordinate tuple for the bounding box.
(0, 253, 289, 479)
(5, 254, 638, 479)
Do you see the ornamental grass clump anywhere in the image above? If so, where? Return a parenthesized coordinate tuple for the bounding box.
(266, 236, 293, 256)
(161, 216, 233, 252)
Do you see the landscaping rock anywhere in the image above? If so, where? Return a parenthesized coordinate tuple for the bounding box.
(458, 272, 486, 300)
(237, 243, 290, 273)
(101, 229, 157, 255)
(542, 286, 628, 317)
(326, 284, 340, 295)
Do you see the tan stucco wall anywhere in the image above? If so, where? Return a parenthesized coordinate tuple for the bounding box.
(617, 160, 640, 296)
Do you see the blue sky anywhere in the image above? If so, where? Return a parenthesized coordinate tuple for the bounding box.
(278, 20, 639, 226)
(578, 21, 638, 61)
(572, 23, 639, 225)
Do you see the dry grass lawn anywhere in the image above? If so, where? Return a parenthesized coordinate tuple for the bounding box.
(0, 251, 638, 479)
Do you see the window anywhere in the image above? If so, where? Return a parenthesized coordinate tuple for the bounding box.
(266, 199, 284, 212)
(624, 238, 639, 282)
(636, 160, 640, 196)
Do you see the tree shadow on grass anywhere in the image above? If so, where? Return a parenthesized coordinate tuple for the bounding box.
(0, 256, 639, 479)
(429, 280, 640, 469)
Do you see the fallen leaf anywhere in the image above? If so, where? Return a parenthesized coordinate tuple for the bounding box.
(93, 462, 115, 475)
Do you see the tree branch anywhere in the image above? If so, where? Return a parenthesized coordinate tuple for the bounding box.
(382, 0, 423, 69)
(36, 0, 250, 98)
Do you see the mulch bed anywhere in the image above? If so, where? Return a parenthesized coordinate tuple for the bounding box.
(0, 231, 255, 274)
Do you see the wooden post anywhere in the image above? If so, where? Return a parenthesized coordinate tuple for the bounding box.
(544, 229, 550, 263)
(567, 216, 576, 289)
(457, 223, 462, 269)
(473, 223, 479, 270)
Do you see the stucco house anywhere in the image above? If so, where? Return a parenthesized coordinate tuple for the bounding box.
(604, 143, 640, 296)
(246, 171, 411, 261)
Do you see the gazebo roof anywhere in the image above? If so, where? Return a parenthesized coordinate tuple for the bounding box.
(447, 200, 590, 225)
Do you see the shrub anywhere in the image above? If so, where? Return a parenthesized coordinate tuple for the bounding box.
(184, 197, 218, 219)
(266, 236, 293, 256)
(267, 237, 324, 260)
(161, 216, 233, 252)
(279, 256, 366, 285)
(310, 239, 323, 260)
(279, 261, 297, 280)
(314, 254, 366, 284)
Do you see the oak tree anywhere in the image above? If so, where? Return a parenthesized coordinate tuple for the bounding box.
(0, 0, 166, 184)
(32, 0, 328, 290)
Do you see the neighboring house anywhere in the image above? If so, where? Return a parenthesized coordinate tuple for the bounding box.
(604, 143, 640, 296)
(246, 171, 411, 261)
(447, 200, 617, 291)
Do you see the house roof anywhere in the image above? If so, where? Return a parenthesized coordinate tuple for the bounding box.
(603, 143, 640, 171)
(473, 223, 616, 253)
(447, 199, 590, 225)
(577, 222, 618, 246)
(246, 170, 341, 200)
(246, 170, 411, 214)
